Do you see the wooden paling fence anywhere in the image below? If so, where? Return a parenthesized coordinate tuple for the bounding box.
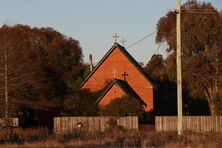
(54, 116, 138, 134)
(0, 118, 19, 127)
(155, 116, 222, 133)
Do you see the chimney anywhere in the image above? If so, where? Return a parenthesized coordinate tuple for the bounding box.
(89, 54, 93, 71)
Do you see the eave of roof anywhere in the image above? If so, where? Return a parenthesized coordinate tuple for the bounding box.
(96, 79, 146, 106)
(80, 42, 157, 89)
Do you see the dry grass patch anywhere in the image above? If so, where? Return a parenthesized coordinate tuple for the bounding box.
(0, 127, 222, 147)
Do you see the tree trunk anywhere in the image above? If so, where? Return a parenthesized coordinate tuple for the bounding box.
(209, 102, 216, 116)
(204, 88, 217, 116)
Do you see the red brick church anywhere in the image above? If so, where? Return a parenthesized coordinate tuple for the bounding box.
(81, 43, 156, 112)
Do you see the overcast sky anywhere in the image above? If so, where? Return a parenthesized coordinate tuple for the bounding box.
(0, 0, 221, 64)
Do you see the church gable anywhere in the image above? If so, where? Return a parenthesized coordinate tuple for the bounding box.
(81, 43, 156, 91)
(97, 80, 126, 106)
(81, 43, 155, 111)
(97, 79, 146, 106)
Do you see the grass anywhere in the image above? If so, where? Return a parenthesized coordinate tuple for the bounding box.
(0, 127, 222, 148)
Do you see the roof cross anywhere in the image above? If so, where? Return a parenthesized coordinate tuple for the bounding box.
(113, 33, 119, 43)
(122, 72, 128, 81)
(121, 38, 126, 47)
(112, 69, 118, 78)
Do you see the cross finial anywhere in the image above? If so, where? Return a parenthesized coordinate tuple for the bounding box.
(121, 38, 126, 46)
(113, 33, 119, 43)
(122, 72, 128, 81)
(112, 69, 118, 78)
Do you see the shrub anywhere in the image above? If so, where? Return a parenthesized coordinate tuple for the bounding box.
(100, 96, 145, 121)
(107, 118, 118, 127)
(106, 118, 126, 133)
(213, 94, 222, 115)
(62, 90, 98, 116)
(55, 129, 87, 143)
(0, 127, 49, 144)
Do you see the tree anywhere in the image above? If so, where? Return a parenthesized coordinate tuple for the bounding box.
(0, 24, 86, 118)
(145, 54, 178, 115)
(62, 90, 98, 116)
(145, 54, 210, 115)
(155, 0, 222, 115)
(0, 26, 46, 118)
(144, 54, 165, 81)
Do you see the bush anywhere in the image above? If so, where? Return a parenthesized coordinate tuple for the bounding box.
(213, 94, 222, 115)
(55, 129, 87, 143)
(0, 127, 49, 144)
(106, 118, 126, 133)
(62, 90, 98, 116)
(100, 96, 145, 121)
(107, 118, 118, 127)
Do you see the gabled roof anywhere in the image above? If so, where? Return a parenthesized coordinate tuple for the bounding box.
(96, 79, 146, 106)
(80, 42, 157, 89)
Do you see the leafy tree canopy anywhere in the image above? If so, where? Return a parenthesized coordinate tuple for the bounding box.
(0, 24, 86, 116)
(62, 90, 98, 116)
(147, 0, 222, 115)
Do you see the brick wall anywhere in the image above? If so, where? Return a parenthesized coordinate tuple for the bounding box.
(99, 84, 125, 106)
(82, 46, 153, 111)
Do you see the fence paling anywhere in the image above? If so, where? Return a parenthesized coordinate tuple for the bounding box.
(54, 116, 138, 134)
(0, 118, 19, 127)
(155, 116, 222, 133)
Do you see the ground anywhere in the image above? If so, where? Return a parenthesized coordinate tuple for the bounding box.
(0, 127, 222, 148)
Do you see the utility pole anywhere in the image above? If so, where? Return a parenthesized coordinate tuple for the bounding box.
(176, 0, 183, 135)
(4, 50, 8, 119)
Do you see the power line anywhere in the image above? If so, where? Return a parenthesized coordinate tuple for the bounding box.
(153, 42, 164, 55)
(182, 10, 219, 14)
(181, 9, 218, 12)
(166, 8, 220, 14)
(126, 31, 156, 49)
